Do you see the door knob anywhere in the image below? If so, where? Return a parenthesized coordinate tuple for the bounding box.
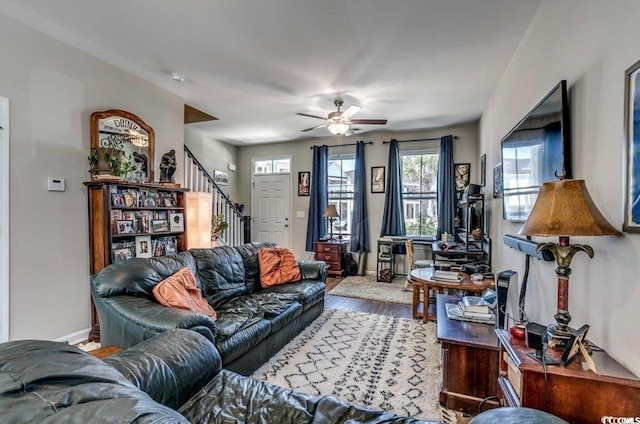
(284, 224, 289, 228)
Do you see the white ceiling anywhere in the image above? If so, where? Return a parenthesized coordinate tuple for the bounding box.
(1, 0, 541, 145)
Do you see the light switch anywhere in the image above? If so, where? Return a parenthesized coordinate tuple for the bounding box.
(47, 177, 66, 192)
(296, 211, 305, 218)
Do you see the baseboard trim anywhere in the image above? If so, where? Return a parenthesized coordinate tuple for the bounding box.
(54, 328, 90, 345)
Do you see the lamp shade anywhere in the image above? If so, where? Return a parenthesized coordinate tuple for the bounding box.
(323, 204, 339, 218)
(518, 179, 621, 237)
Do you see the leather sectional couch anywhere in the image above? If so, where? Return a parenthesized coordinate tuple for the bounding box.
(91, 241, 327, 375)
(0, 329, 438, 423)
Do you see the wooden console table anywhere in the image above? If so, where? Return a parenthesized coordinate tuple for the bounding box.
(496, 328, 640, 423)
(437, 294, 499, 415)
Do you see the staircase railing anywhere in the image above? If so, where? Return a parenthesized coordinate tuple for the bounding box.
(183, 145, 250, 246)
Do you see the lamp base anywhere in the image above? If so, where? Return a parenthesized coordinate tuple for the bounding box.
(547, 323, 574, 350)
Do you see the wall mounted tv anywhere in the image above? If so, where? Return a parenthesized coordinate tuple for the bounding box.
(501, 80, 572, 222)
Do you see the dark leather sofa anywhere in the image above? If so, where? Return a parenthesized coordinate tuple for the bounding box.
(91, 241, 327, 375)
(0, 329, 438, 423)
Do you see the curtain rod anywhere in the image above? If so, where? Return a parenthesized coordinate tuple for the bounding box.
(382, 135, 458, 144)
(310, 141, 374, 149)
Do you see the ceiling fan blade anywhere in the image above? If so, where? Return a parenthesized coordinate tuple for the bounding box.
(296, 112, 328, 120)
(341, 105, 362, 120)
(301, 124, 327, 132)
(350, 119, 387, 125)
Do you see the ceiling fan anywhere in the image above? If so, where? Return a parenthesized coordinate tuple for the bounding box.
(297, 98, 387, 135)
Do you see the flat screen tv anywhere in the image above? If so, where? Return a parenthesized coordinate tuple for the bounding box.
(501, 80, 572, 222)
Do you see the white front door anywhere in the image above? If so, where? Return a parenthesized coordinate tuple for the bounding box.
(252, 174, 291, 248)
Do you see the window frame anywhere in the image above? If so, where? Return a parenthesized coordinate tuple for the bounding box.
(251, 156, 292, 175)
(328, 152, 356, 239)
(400, 148, 439, 237)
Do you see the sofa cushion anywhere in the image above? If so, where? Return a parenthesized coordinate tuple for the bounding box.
(216, 318, 272, 364)
(0, 340, 188, 423)
(93, 251, 198, 298)
(258, 248, 302, 288)
(153, 268, 217, 318)
(190, 246, 247, 309)
(180, 369, 435, 424)
(261, 280, 326, 311)
(234, 241, 278, 292)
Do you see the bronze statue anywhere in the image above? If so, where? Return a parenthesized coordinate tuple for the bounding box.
(159, 149, 176, 183)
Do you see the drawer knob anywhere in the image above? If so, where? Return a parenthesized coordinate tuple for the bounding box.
(324, 255, 331, 260)
(324, 247, 331, 251)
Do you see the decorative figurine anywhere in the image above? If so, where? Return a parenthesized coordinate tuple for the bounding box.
(159, 149, 177, 183)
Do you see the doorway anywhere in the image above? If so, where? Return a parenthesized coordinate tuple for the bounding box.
(0, 97, 8, 342)
(252, 173, 291, 248)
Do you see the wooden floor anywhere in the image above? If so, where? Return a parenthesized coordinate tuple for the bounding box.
(324, 277, 414, 319)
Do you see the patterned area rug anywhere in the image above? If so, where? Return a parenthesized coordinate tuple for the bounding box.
(328, 274, 413, 305)
(253, 309, 441, 421)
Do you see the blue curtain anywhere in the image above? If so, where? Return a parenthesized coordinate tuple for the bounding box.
(350, 141, 369, 252)
(305, 146, 328, 251)
(437, 135, 456, 239)
(380, 139, 405, 236)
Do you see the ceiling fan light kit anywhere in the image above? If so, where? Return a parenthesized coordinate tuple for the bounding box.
(297, 97, 387, 135)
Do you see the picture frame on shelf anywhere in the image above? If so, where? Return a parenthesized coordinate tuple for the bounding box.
(151, 219, 169, 233)
(123, 191, 136, 207)
(493, 163, 503, 198)
(116, 220, 134, 235)
(624, 59, 640, 232)
(169, 212, 184, 232)
(214, 170, 229, 186)
(371, 166, 385, 193)
(135, 235, 152, 258)
(480, 154, 486, 187)
(163, 197, 177, 207)
(142, 195, 156, 207)
(113, 247, 133, 263)
(454, 163, 471, 192)
(112, 193, 125, 207)
(298, 171, 310, 196)
(560, 324, 590, 366)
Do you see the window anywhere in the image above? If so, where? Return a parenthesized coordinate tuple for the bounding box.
(401, 151, 438, 237)
(253, 158, 290, 174)
(328, 154, 355, 238)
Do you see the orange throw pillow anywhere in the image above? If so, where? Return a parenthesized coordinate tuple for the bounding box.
(258, 248, 302, 288)
(152, 268, 217, 319)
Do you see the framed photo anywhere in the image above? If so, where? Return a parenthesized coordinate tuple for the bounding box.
(151, 219, 169, 233)
(169, 212, 184, 232)
(135, 235, 152, 258)
(454, 163, 470, 192)
(480, 154, 487, 187)
(116, 220, 134, 235)
(214, 170, 229, 186)
(493, 163, 503, 198)
(112, 247, 133, 263)
(561, 324, 590, 365)
(624, 59, 640, 231)
(163, 197, 177, 207)
(111, 193, 125, 207)
(298, 171, 310, 196)
(371, 166, 385, 193)
(142, 195, 156, 207)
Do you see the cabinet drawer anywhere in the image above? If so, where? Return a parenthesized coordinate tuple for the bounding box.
(316, 243, 342, 254)
(327, 262, 342, 271)
(316, 252, 341, 262)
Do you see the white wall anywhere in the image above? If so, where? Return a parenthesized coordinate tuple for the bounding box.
(184, 127, 238, 202)
(481, 0, 640, 375)
(0, 13, 184, 341)
(237, 122, 479, 271)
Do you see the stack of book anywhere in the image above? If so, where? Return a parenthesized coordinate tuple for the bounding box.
(446, 296, 495, 324)
(432, 270, 463, 283)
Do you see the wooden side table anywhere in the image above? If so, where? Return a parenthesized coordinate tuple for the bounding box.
(410, 268, 495, 323)
(315, 241, 348, 278)
(437, 294, 499, 415)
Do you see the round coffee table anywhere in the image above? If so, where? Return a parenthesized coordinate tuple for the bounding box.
(409, 268, 495, 323)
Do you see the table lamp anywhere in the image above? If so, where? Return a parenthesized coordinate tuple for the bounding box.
(518, 179, 621, 348)
(323, 204, 339, 241)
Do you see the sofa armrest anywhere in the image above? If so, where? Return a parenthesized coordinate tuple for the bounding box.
(297, 260, 328, 282)
(92, 287, 218, 348)
(104, 329, 222, 410)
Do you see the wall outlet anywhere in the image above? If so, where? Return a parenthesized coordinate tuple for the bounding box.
(47, 177, 65, 192)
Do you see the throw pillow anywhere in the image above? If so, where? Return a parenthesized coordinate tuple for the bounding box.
(152, 268, 217, 319)
(258, 248, 302, 288)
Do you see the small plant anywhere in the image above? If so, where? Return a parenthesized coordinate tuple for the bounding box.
(102, 148, 123, 176)
(211, 214, 228, 240)
(88, 148, 98, 179)
(119, 153, 134, 180)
